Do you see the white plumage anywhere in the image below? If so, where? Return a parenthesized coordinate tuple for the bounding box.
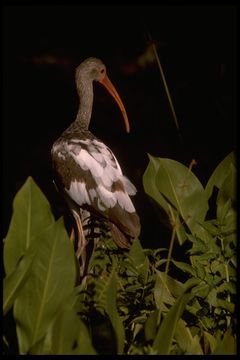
(66, 180, 91, 206)
(55, 138, 136, 213)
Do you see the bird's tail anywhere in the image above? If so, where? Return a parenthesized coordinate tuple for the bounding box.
(109, 222, 132, 249)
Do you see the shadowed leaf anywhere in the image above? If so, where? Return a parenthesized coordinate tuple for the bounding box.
(95, 266, 125, 354)
(13, 218, 76, 354)
(205, 152, 236, 200)
(143, 155, 208, 243)
(4, 177, 54, 276)
(3, 248, 36, 315)
(213, 330, 236, 355)
(153, 279, 198, 354)
(34, 306, 96, 355)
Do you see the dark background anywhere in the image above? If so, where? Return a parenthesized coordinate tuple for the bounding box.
(2, 5, 236, 249)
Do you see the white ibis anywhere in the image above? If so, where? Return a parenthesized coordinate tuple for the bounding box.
(51, 57, 141, 278)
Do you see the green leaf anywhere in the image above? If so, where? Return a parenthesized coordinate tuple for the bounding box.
(171, 259, 196, 276)
(4, 177, 54, 276)
(155, 157, 209, 231)
(128, 239, 150, 285)
(213, 330, 236, 355)
(175, 318, 203, 354)
(144, 309, 159, 341)
(138, 257, 150, 285)
(203, 331, 217, 354)
(217, 299, 235, 313)
(125, 284, 142, 293)
(194, 262, 206, 280)
(155, 270, 184, 307)
(206, 288, 218, 307)
(13, 217, 76, 354)
(205, 152, 236, 200)
(168, 206, 188, 245)
(217, 198, 233, 226)
(128, 238, 146, 268)
(154, 274, 174, 310)
(187, 335, 204, 355)
(143, 154, 170, 213)
(217, 281, 236, 295)
(3, 247, 36, 315)
(105, 272, 125, 354)
(186, 302, 202, 317)
(38, 307, 96, 355)
(198, 220, 220, 236)
(95, 267, 125, 354)
(191, 283, 210, 298)
(143, 156, 188, 245)
(210, 260, 227, 278)
(217, 164, 236, 221)
(143, 155, 208, 240)
(153, 283, 194, 354)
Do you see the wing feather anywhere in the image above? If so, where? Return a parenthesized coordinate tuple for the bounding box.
(52, 138, 137, 215)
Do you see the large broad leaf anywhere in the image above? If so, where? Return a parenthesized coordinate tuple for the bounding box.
(217, 163, 236, 205)
(144, 309, 159, 342)
(175, 318, 203, 354)
(52, 309, 96, 355)
(4, 177, 54, 275)
(143, 155, 169, 213)
(3, 247, 36, 316)
(154, 157, 208, 234)
(213, 330, 236, 355)
(105, 271, 125, 354)
(205, 152, 236, 201)
(216, 163, 236, 225)
(143, 155, 187, 243)
(13, 217, 76, 354)
(31, 305, 96, 355)
(95, 267, 125, 354)
(153, 292, 191, 354)
(153, 278, 199, 354)
(203, 331, 217, 354)
(143, 155, 208, 242)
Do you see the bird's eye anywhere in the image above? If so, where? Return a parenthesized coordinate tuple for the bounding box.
(100, 68, 105, 74)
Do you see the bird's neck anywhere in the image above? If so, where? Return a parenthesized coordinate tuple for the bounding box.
(75, 80, 94, 130)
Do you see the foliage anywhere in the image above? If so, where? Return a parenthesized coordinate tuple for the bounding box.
(3, 152, 236, 354)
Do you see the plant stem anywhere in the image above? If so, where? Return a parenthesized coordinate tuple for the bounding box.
(156, 214, 177, 327)
(165, 227, 176, 279)
(150, 41, 180, 132)
(220, 236, 231, 327)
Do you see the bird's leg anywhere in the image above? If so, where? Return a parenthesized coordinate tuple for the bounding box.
(82, 216, 99, 277)
(70, 228, 75, 243)
(72, 210, 88, 279)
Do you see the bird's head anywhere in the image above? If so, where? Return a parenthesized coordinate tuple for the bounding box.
(76, 57, 130, 133)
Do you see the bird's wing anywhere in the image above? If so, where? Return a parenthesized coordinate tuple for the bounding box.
(52, 137, 140, 238)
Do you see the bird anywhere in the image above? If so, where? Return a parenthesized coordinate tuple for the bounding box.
(51, 57, 141, 279)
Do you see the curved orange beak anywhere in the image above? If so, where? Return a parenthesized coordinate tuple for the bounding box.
(100, 75, 130, 133)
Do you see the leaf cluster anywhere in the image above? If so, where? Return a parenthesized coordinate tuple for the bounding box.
(3, 152, 236, 354)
